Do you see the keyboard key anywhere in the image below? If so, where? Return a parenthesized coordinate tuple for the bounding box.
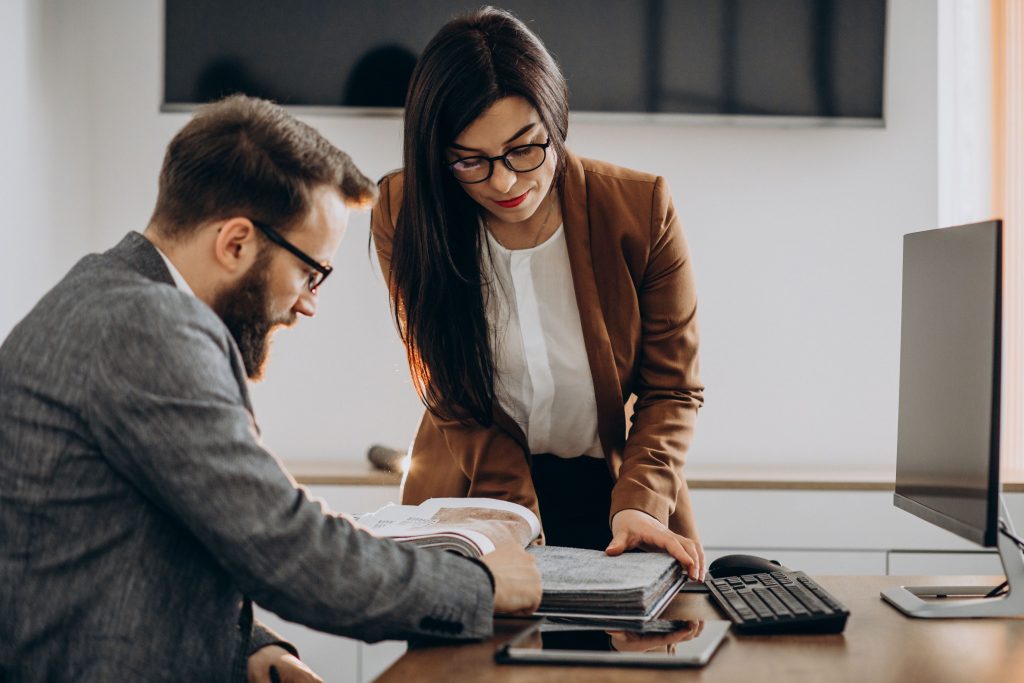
(755, 589, 791, 616)
(738, 591, 775, 619)
(787, 584, 830, 614)
(768, 586, 810, 615)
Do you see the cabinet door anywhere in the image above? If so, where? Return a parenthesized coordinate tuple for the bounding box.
(253, 606, 359, 683)
(706, 548, 887, 575)
(252, 486, 400, 683)
(692, 490, 988, 551)
(886, 550, 1003, 575)
(303, 485, 401, 516)
(360, 641, 408, 683)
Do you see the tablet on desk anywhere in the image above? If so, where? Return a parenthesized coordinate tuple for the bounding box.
(495, 618, 730, 668)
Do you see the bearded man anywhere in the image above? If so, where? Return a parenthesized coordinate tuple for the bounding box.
(0, 95, 540, 683)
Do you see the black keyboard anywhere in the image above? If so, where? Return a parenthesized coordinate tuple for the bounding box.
(706, 570, 850, 634)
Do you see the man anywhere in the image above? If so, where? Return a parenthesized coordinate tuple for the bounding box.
(0, 95, 541, 682)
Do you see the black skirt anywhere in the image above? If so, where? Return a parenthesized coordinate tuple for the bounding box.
(531, 453, 614, 551)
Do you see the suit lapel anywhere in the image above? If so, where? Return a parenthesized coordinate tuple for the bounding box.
(559, 151, 625, 461)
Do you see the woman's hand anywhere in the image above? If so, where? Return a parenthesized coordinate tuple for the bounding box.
(606, 509, 705, 581)
(247, 645, 323, 683)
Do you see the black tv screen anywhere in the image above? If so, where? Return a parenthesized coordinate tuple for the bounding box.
(164, 0, 886, 122)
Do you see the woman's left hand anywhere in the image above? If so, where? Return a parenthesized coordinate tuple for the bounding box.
(606, 509, 705, 581)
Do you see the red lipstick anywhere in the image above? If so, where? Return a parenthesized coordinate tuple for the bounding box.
(494, 190, 529, 208)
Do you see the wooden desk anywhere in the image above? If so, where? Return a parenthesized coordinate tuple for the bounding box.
(376, 576, 1024, 683)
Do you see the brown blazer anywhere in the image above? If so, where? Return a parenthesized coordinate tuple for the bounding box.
(371, 150, 704, 540)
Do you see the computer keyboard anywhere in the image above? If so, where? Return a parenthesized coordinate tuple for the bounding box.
(706, 570, 850, 634)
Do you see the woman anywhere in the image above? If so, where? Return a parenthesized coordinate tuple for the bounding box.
(371, 8, 705, 580)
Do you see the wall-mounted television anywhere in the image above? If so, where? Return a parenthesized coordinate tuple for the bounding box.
(164, 0, 887, 125)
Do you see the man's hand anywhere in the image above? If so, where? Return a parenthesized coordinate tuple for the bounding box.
(606, 509, 705, 581)
(480, 543, 542, 616)
(247, 645, 323, 683)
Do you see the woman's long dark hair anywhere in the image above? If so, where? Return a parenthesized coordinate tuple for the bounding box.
(391, 7, 569, 425)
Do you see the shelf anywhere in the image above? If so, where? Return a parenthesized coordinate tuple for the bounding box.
(285, 460, 1024, 492)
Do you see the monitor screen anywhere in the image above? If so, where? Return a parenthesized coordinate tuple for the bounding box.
(894, 220, 1002, 547)
(164, 0, 886, 122)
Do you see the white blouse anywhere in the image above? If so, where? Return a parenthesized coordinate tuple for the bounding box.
(480, 223, 604, 459)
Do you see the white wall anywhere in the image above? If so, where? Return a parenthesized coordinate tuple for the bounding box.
(937, 0, 994, 226)
(1, 3, 61, 333)
(0, 1, 96, 335)
(5, 0, 940, 470)
(0, 0, 37, 337)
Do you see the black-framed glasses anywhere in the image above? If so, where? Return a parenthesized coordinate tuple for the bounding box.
(446, 139, 551, 184)
(251, 219, 333, 293)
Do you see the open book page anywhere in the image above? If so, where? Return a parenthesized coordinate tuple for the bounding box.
(356, 497, 541, 558)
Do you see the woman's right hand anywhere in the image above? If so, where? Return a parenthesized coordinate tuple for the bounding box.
(481, 543, 542, 616)
(607, 509, 704, 581)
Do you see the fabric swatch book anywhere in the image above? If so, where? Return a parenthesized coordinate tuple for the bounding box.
(356, 497, 686, 621)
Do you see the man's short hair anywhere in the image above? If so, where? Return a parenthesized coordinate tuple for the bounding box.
(151, 94, 377, 238)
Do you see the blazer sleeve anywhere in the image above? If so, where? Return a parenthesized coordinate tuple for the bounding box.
(249, 619, 298, 658)
(610, 176, 704, 528)
(370, 175, 541, 520)
(84, 291, 495, 644)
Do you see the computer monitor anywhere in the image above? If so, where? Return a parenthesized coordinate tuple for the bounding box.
(882, 219, 1024, 618)
(893, 220, 1001, 547)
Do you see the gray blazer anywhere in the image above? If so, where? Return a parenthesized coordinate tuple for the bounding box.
(0, 233, 494, 682)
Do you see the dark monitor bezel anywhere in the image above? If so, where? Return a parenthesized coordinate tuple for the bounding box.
(892, 219, 1002, 549)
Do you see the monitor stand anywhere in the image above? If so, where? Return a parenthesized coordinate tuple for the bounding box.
(881, 497, 1024, 618)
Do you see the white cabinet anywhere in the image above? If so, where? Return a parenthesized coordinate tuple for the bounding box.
(705, 548, 888, 575)
(692, 489, 990, 553)
(886, 550, 1003, 575)
(253, 485, 402, 683)
(253, 607, 360, 683)
(692, 489, 1021, 577)
(360, 641, 408, 682)
(304, 484, 401, 517)
(252, 603, 407, 683)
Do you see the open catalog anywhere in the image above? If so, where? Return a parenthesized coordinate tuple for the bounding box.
(355, 497, 539, 557)
(356, 497, 686, 621)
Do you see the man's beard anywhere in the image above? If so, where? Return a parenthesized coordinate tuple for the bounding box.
(212, 255, 294, 380)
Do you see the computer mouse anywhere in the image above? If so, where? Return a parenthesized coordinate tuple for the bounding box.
(707, 554, 789, 579)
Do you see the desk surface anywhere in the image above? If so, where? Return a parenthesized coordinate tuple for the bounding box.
(376, 576, 1024, 683)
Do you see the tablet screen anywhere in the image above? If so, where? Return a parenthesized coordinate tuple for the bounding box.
(497, 619, 730, 667)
